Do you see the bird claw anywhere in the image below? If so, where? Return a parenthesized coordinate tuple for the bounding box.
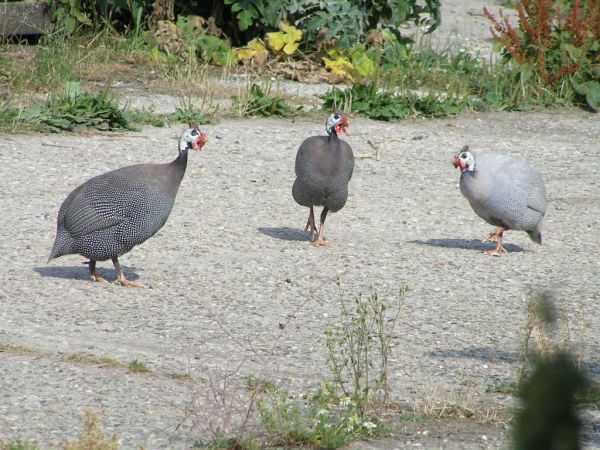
(116, 278, 145, 288)
(484, 246, 507, 256)
(90, 271, 110, 284)
(310, 238, 331, 248)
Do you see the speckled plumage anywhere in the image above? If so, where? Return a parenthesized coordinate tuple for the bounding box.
(49, 125, 206, 285)
(458, 152, 546, 243)
(292, 134, 354, 213)
(292, 113, 354, 246)
(49, 160, 185, 262)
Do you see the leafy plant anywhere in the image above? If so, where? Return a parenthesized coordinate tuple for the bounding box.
(61, 410, 118, 450)
(49, 0, 92, 33)
(235, 37, 269, 64)
(1, 441, 39, 450)
(484, 0, 600, 110)
(224, 0, 440, 47)
(513, 351, 587, 450)
(176, 16, 234, 66)
(232, 82, 301, 117)
(322, 44, 376, 82)
(325, 285, 405, 412)
(266, 22, 302, 55)
(256, 381, 386, 449)
(2, 82, 135, 132)
(128, 359, 150, 372)
(320, 84, 468, 120)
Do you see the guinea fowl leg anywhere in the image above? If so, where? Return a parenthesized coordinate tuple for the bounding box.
(304, 206, 318, 241)
(484, 229, 508, 256)
(112, 256, 145, 288)
(482, 226, 505, 243)
(88, 260, 110, 283)
(312, 207, 331, 247)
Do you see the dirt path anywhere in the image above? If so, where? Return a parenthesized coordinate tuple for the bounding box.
(1, 109, 599, 448)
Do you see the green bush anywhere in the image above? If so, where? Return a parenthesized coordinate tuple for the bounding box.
(225, 0, 441, 47)
(484, 0, 600, 110)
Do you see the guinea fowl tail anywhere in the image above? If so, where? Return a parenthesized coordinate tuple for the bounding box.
(48, 232, 73, 262)
(527, 229, 543, 245)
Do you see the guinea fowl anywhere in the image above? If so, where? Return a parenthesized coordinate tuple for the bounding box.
(292, 112, 354, 246)
(49, 123, 207, 286)
(452, 145, 547, 255)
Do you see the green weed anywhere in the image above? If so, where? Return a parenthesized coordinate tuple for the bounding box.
(128, 359, 150, 373)
(232, 81, 301, 117)
(486, 382, 519, 395)
(1, 440, 39, 450)
(65, 353, 122, 367)
(256, 382, 387, 449)
(2, 82, 136, 132)
(485, 0, 600, 111)
(252, 286, 404, 448)
(320, 83, 468, 120)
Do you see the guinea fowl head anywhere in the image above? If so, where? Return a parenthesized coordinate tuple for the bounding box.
(326, 112, 349, 136)
(452, 145, 475, 172)
(179, 122, 207, 154)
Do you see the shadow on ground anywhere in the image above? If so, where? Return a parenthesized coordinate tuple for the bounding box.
(34, 265, 141, 283)
(409, 238, 524, 253)
(258, 226, 308, 242)
(429, 347, 520, 363)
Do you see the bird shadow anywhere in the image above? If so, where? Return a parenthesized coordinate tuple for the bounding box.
(428, 347, 520, 364)
(257, 226, 309, 242)
(34, 264, 141, 283)
(429, 347, 600, 376)
(408, 238, 524, 253)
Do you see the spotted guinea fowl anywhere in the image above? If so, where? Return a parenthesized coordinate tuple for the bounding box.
(292, 112, 354, 246)
(452, 145, 546, 255)
(49, 123, 207, 286)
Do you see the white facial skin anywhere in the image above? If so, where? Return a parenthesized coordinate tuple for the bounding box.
(458, 150, 475, 171)
(326, 113, 344, 135)
(179, 127, 205, 153)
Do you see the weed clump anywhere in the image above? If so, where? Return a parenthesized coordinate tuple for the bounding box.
(61, 410, 118, 450)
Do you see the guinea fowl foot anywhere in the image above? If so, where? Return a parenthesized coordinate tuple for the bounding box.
(90, 270, 110, 284)
(111, 256, 144, 288)
(484, 240, 508, 256)
(116, 277, 145, 288)
(310, 238, 331, 247)
(310, 222, 331, 247)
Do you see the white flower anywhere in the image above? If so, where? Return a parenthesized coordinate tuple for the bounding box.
(340, 396, 351, 406)
(363, 421, 377, 430)
(316, 409, 328, 416)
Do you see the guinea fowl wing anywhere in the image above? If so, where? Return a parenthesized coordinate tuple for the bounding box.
(61, 165, 174, 240)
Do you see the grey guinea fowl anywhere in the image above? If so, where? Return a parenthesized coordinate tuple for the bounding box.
(452, 145, 546, 255)
(292, 112, 354, 246)
(48, 123, 207, 286)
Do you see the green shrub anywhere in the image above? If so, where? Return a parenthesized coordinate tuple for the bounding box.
(225, 0, 440, 47)
(233, 82, 301, 117)
(2, 82, 135, 132)
(484, 0, 600, 110)
(320, 83, 468, 120)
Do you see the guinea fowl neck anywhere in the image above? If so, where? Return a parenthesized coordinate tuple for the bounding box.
(327, 130, 341, 150)
(175, 148, 189, 169)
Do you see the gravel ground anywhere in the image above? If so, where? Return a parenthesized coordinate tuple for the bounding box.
(1, 110, 599, 448)
(2, 1, 600, 448)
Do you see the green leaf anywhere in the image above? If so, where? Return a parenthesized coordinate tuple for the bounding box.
(572, 79, 600, 111)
